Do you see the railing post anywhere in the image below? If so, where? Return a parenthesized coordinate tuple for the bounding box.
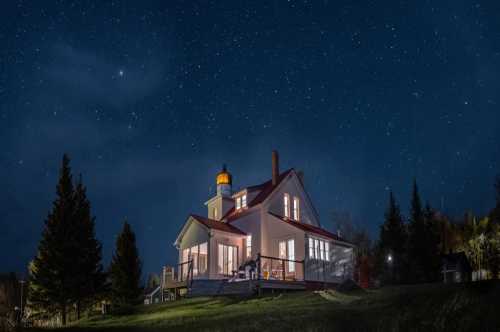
(257, 253, 261, 280)
(282, 259, 286, 280)
(302, 259, 305, 281)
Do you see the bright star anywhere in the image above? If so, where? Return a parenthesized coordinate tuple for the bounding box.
(118, 69, 124, 77)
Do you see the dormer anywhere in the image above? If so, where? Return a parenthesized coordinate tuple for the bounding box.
(232, 190, 248, 211)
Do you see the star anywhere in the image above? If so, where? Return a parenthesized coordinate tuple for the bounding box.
(118, 69, 124, 77)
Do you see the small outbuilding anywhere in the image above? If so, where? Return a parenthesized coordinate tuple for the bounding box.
(442, 252, 472, 283)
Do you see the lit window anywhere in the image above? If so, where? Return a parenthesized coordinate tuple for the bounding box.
(278, 239, 295, 273)
(308, 237, 330, 262)
(288, 239, 295, 272)
(218, 243, 238, 275)
(293, 197, 300, 221)
(284, 193, 290, 218)
(308, 239, 313, 259)
(246, 235, 252, 259)
(324, 241, 330, 261)
(182, 242, 208, 277)
(236, 197, 241, 210)
(213, 207, 218, 219)
(242, 194, 247, 208)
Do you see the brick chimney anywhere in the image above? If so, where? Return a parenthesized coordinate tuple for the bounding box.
(272, 150, 279, 186)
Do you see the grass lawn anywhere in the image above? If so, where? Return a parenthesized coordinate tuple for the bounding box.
(30, 280, 500, 332)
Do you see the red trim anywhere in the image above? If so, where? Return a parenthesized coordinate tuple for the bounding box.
(190, 214, 247, 236)
(268, 212, 352, 244)
(223, 169, 294, 222)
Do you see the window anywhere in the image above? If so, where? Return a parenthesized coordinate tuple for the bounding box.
(246, 235, 252, 259)
(236, 194, 247, 210)
(324, 242, 330, 261)
(181, 242, 208, 277)
(213, 207, 218, 220)
(293, 197, 300, 221)
(218, 243, 238, 275)
(284, 193, 290, 218)
(199, 242, 208, 273)
(278, 239, 295, 273)
(308, 237, 330, 261)
(288, 239, 295, 272)
(308, 238, 314, 258)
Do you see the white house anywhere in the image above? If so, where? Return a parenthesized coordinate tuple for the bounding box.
(167, 151, 355, 296)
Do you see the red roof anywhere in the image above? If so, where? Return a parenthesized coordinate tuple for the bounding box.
(190, 214, 246, 236)
(224, 169, 294, 222)
(268, 212, 351, 244)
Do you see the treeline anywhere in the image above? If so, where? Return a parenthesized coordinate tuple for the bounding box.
(28, 155, 143, 325)
(336, 177, 500, 285)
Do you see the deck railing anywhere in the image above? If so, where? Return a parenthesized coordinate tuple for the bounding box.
(256, 254, 305, 281)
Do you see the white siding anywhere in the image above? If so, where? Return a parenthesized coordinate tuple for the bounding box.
(266, 172, 320, 226)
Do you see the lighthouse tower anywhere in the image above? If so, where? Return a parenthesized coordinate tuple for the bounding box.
(205, 165, 233, 220)
(216, 164, 232, 196)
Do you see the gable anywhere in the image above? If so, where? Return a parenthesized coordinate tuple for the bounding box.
(264, 170, 320, 227)
(174, 216, 210, 249)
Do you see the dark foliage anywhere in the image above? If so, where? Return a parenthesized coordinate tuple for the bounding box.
(110, 221, 142, 306)
(29, 155, 104, 325)
(376, 191, 407, 284)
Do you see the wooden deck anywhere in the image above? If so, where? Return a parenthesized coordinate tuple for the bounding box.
(257, 279, 306, 290)
(164, 279, 189, 289)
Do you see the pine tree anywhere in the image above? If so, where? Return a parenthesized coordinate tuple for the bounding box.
(70, 177, 105, 319)
(423, 203, 443, 282)
(29, 154, 76, 325)
(110, 221, 142, 306)
(378, 191, 407, 284)
(407, 179, 426, 283)
(489, 176, 500, 225)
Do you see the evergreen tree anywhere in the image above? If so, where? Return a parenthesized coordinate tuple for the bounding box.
(70, 177, 105, 319)
(110, 221, 142, 306)
(407, 179, 427, 283)
(489, 176, 500, 225)
(377, 191, 407, 284)
(29, 154, 76, 325)
(423, 203, 443, 282)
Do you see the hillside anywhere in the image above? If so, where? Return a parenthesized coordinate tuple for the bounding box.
(31, 281, 500, 332)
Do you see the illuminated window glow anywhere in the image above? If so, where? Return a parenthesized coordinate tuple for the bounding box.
(293, 197, 300, 221)
(218, 243, 238, 275)
(284, 193, 290, 218)
(309, 237, 330, 261)
(246, 235, 252, 259)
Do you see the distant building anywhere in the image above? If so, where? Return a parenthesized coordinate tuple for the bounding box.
(164, 151, 356, 298)
(442, 252, 472, 283)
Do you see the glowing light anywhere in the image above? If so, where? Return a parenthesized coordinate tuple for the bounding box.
(387, 254, 393, 263)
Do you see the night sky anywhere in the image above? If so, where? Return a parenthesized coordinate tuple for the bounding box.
(1, 1, 500, 277)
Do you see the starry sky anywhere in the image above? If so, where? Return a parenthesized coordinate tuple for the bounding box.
(1, 1, 500, 277)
